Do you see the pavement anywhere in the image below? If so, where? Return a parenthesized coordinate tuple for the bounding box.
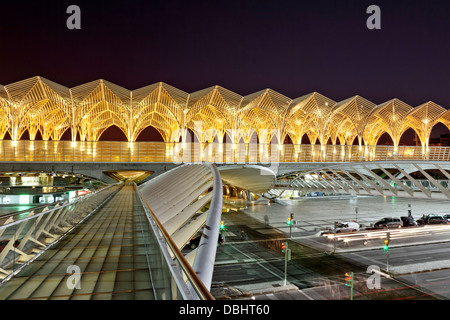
(213, 195, 450, 300)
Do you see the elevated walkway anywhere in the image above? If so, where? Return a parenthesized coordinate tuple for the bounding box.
(0, 185, 158, 300)
(0, 163, 223, 300)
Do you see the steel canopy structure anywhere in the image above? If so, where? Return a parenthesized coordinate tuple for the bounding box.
(1, 76, 450, 154)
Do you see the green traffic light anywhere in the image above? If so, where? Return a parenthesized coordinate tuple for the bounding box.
(287, 213, 294, 226)
(383, 239, 389, 251)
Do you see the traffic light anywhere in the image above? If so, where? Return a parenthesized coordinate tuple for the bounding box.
(345, 272, 354, 287)
(287, 213, 294, 225)
(383, 233, 390, 252)
(220, 220, 225, 231)
(281, 241, 291, 261)
(281, 241, 287, 253)
(345, 272, 354, 300)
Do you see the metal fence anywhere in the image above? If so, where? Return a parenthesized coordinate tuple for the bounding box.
(1, 140, 449, 163)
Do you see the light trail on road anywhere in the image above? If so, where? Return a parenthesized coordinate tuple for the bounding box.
(325, 224, 450, 244)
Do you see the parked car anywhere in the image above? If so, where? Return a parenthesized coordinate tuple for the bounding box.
(0, 239, 20, 253)
(185, 233, 225, 249)
(400, 216, 417, 227)
(417, 214, 449, 225)
(374, 217, 403, 229)
(335, 221, 360, 233)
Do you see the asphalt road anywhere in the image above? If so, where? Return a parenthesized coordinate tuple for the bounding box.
(210, 208, 441, 300)
(339, 242, 450, 299)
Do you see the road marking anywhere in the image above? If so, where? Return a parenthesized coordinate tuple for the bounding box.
(298, 289, 314, 300)
(231, 245, 285, 281)
(405, 256, 432, 262)
(215, 259, 240, 265)
(215, 257, 284, 265)
(266, 293, 276, 300)
(349, 252, 384, 266)
(425, 275, 450, 282)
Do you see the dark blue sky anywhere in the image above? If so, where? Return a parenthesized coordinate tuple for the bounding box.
(1, 1, 450, 108)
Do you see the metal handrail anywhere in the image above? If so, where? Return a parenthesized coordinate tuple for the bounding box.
(133, 182, 214, 300)
(0, 182, 121, 282)
(2, 140, 450, 163)
(0, 188, 100, 220)
(0, 183, 119, 229)
(0, 182, 122, 285)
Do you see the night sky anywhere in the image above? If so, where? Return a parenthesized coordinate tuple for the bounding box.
(1, 0, 450, 141)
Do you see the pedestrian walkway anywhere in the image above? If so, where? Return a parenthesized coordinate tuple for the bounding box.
(0, 185, 156, 300)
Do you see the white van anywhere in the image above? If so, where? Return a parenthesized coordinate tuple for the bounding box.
(335, 221, 360, 233)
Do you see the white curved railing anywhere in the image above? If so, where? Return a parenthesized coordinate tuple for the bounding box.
(136, 163, 223, 299)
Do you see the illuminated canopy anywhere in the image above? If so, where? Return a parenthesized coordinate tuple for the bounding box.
(0, 76, 449, 149)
